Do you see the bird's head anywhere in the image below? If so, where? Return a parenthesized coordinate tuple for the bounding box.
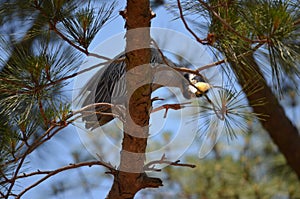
(185, 74, 211, 97)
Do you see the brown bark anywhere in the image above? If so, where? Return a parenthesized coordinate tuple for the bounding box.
(106, 0, 162, 198)
(229, 52, 300, 178)
(202, 0, 300, 177)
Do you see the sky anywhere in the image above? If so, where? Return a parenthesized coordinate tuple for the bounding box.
(14, 0, 300, 198)
(21, 1, 214, 199)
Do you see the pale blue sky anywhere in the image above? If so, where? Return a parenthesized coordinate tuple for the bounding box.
(18, 1, 300, 198)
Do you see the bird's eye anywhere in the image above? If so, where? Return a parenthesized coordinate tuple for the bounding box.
(185, 74, 210, 98)
(183, 73, 190, 80)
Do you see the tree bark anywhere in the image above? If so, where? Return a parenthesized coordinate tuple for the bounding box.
(204, 0, 300, 178)
(106, 1, 162, 198)
(229, 52, 300, 179)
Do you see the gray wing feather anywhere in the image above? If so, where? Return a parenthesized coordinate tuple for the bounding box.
(80, 48, 186, 129)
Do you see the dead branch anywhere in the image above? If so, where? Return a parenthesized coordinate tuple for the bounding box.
(151, 102, 191, 118)
(144, 154, 196, 172)
(176, 0, 208, 45)
(15, 160, 116, 199)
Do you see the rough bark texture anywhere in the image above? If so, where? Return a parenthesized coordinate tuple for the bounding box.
(229, 53, 300, 179)
(206, 0, 300, 178)
(106, 1, 162, 198)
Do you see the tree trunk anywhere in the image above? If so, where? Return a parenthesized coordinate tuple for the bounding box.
(106, 0, 162, 198)
(229, 52, 300, 179)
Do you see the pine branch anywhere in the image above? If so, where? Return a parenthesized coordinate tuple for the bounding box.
(15, 160, 115, 199)
(197, 0, 265, 44)
(50, 23, 89, 55)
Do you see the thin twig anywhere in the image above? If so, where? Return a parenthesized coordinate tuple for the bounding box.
(294, 18, 300, 26)
(152, 102, 191, 118)
(16, 161, 115, 199)
(144, 155, 196, 172)
(44, 57, 123, 90)
(3, 126, 62, 196)
(151, 39, 206, 77)
(196, 59, 226, 72)
(1, 124, 55, 167)
(174, 67, 204, 76)
(88, 52, 113, 61)
(38, 97, 48, 126)
(27, 125, 68, 157)
(151, 39, 224, 120)
(50, 23, 89, 55)
(70, 102, 125, 124)
(13, 58, 123, 96)
(196, 42, 264, 72)
(16, 161, 114, 180)
(177, 0, 208, 45)
(4, 152, 27, 198)
(72, 102, 113, 115)
(151, 39, 177, 68)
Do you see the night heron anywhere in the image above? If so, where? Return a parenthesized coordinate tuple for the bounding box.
(80, 48, 210, 129)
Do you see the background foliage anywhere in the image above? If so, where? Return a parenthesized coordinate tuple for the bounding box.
(0, 0, 299, 198)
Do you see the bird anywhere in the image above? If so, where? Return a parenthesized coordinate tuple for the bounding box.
(186, 74, 211, 97)
(80, 48, 210, 130)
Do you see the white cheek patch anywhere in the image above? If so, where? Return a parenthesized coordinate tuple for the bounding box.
(188, 84, 198, 93)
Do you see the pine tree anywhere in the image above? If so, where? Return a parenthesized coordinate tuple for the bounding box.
(0, 0, 299, 198)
